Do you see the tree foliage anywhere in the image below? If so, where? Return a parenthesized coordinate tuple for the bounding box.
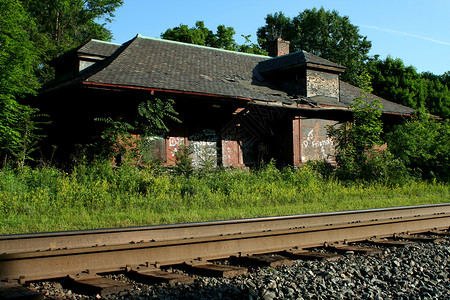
(257, 8, 372, 86)
(1, 0, 123, 167)
(0, 0, 42, 167)
(0, 0, 40, 97)
(325, 72, 407, 183)
(420, 71, 450, 119)
(95, 98, 180, 162)
(367, 57, 425, 109)
(385, 110, 450, 181)
(327, 73, 384, 180)
(161, 21, 267, 55)
(440, 71, 450, 87)
(367, 57, 450, 118)
(20, 0, 123, 82)
(137, 98, 180, 137)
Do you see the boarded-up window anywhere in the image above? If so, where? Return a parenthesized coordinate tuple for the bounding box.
(301, 118, 337, 162)
(141, 136, 166, 163)
(189, 129, 217, 168)
(190, 141, 217, 168)
(222, 139, 244, 167)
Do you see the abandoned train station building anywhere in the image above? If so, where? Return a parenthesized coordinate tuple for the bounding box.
(37, 35, 414, 167)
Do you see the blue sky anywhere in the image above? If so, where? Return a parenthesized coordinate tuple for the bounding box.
(106, 0, 450, 75)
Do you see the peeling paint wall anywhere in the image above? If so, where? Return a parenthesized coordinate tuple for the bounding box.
(148, 115, 340, 168)
(306, 69, 339, 98)
(222, 139, 244, 167)
(153, 100, 342, 168)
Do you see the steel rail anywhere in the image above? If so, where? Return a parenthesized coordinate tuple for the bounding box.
(1, 204, 449, 254)
(0, 204, 449, 283)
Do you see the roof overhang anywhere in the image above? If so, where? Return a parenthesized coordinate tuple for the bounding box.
(82, 81, 253, 101)
(83, 81, 354, 113)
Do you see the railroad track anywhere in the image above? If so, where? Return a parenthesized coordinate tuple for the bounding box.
(1, 204, 449, 297)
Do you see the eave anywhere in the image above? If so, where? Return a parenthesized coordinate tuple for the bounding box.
(82, 81, 253, 101)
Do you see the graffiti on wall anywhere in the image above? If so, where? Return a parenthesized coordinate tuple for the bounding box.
(168, 137, 185, 159)
(166, 129, 218, 167)
(189, 129, 217, 168)
(190, 141, 217, 168)
(302, 129, 334, 159)
(169, 137, 184, 147)
(301, 118, 337, 162)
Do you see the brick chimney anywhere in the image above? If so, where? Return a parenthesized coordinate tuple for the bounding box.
(268, 38, 290, 57)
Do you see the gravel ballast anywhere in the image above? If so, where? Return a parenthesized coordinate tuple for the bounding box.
(28, 237, 449, 299)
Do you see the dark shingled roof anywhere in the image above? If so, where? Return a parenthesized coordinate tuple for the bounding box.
(258, 51, 346, 73)
(50, 40, 121, 66)
(340, 81, 415, 115)
(51, 35, 413, 116)
(85, 35, 293, 103)
(77, 39, 121, 57)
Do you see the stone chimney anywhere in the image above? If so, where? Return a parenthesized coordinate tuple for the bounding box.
(268, 38, 290, 57)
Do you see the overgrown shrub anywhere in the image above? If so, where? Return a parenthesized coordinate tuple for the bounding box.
(94, 97, 180, 164)
(327, 72, 409, 183)
(385, 110, 450, 181)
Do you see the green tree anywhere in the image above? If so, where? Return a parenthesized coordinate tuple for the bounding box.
(95, 97, 181, 163)
(327, 72, 404, 182)
(385, 110, 449, 181)
(367, 56, 425, 109)
(161, 21, 266, 55)
(257, 8, 372, 86)
(422, 76, 450, 119)
(162, 21, 214, 46)
(20, 0, 123, 82)
(0, 0, 39, 97)
(420, 71, 450, 118)
(0, 0, 42, 167)
(256, 11, 294, 46)
(367, 57, 450, 118)
(441, 71, 450, 87)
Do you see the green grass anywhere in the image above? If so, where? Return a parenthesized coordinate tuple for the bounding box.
(0, 163, 448, 234)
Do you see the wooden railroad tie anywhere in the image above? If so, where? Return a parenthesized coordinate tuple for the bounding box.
(235, 254, 294, 267)
(368, 239, 417, 247)
(68, 274, 132, 297)
(287, 250, 342, 261)
(427, 230, 450, 237)
(328, 245, 382, 255)
(185, 262, 248, 278)
(0, 282, 43, 300)
(398, 234, 445, 243)
(131, 268, 194, 285)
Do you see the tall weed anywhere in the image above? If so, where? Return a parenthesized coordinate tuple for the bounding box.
(0, 162, 448, 234)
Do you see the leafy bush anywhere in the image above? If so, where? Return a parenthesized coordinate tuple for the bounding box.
(385, 110, 450, 181)
(94, 97, 180, 164)
(326, 72, 410, 184)
(328, 73, 384, 181)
